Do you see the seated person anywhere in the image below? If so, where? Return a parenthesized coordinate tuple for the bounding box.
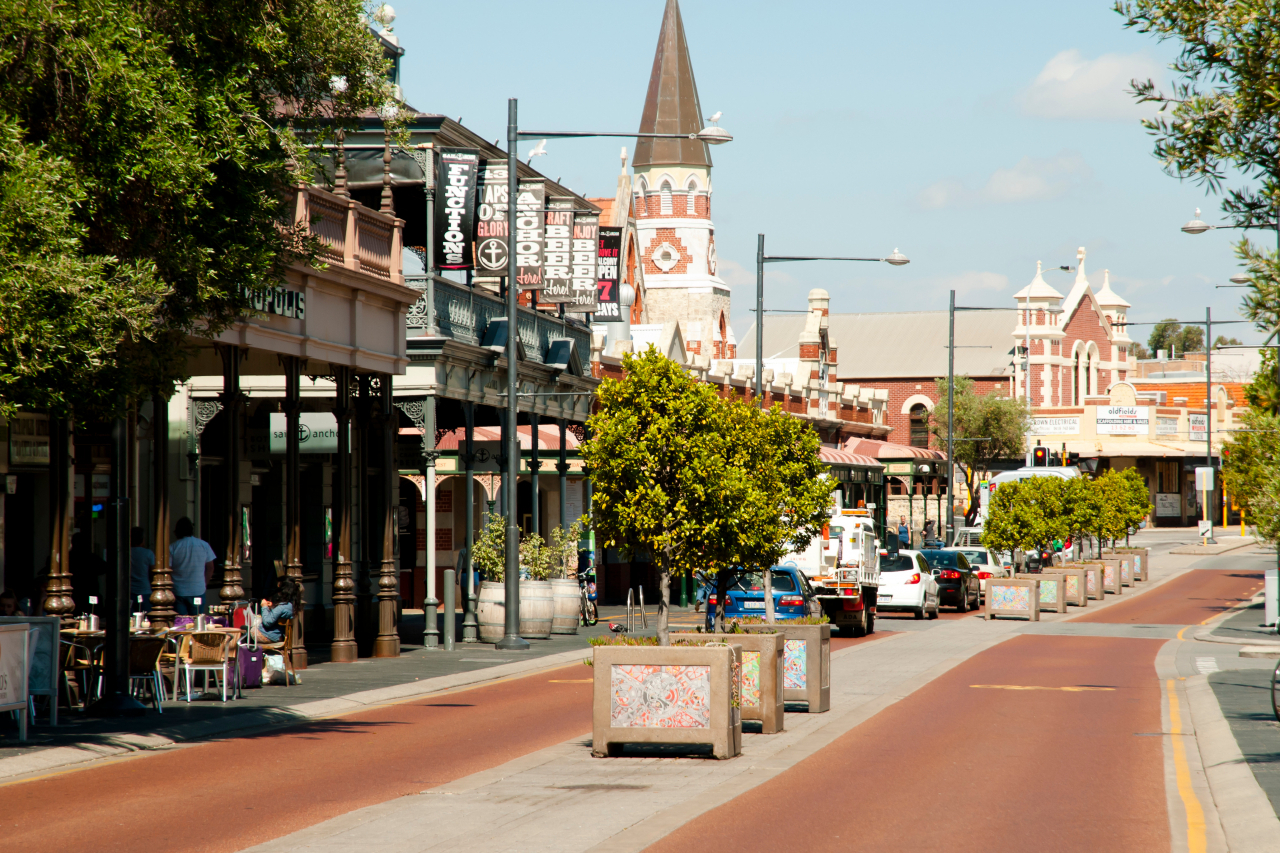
(0, 589, 22, 616)
(252, 579, 301, 644)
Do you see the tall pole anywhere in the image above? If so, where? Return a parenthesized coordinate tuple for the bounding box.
(461, 402, 478, 641)
(756, 233, 765, 402)
(423, 396, 440, 647)
(1204, 306, 1216, 544)
(499, 97, 529, 651)
(947, 290, 955, 544)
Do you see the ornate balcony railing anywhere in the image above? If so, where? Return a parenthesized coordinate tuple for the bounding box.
(291, 184, 403, 284)
(406, 276, 591, 366)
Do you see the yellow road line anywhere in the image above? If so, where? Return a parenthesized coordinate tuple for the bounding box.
(1167, 678, 1207, 853)
(969, 684, 1115, 692)
(1177, 626, 1189, 641)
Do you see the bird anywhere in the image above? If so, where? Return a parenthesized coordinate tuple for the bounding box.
(707, 111, 722, 123)
(527, 139, 548, 163)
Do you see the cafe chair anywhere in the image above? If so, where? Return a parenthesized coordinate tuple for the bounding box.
(129, 636, 168, 712)
(177, 631, 234, 702)
(255, 617, 296, 687)
(59, 635, 98, 710)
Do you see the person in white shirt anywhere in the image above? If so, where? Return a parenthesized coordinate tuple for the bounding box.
(169, 517, 217, 614)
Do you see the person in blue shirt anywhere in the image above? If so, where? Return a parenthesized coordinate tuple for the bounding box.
(169, 517, 217, 615)
(252, 578, 301, 644)
(129, 527, 155, 607)
(897, 516, 910, 548)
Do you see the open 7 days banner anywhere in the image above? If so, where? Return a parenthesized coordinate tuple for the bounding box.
(434, 148, 480, 270)
(594, 227, 623, 320)
(565, 213, 599, 313)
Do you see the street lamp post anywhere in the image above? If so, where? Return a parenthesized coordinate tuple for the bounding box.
(491, 99, 731, 650)
(754, 236, 909, 400)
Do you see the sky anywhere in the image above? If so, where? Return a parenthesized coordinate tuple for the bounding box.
(390, 0, 1262, 348)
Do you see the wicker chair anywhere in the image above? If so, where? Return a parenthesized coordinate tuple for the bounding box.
(256, 618, 296, 687)
(129, 636, 168, 712)
(177, 631, 234, 702)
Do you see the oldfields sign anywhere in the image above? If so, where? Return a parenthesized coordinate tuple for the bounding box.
(435, 148, 480, 270)
(474, 159, 509, 275)
(1096, 406, 1148, 436)
(1029, 416, 1080, 436)
(594, 227, 623, 320)
(1190, 413, 1207, 439)
(268, 413, 343, 454)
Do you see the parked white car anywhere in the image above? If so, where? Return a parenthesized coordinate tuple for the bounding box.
(875, 550, 939, 620)
(944, 546, 1011, 601)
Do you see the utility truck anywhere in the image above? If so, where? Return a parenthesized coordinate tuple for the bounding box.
(779, 508, 881, 636)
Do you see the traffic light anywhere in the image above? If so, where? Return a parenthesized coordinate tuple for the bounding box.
(1032, 446, 1049, 467)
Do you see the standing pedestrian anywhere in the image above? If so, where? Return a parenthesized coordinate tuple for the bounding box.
(129, 527, 155, 607)
(897, 516, 909, 548)
(169, 517, 216, 615)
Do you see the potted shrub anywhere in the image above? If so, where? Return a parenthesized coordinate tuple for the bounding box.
(591, 635, 742, 759)
(518, 533, 553, 639)
(472, 512, 508, 643)
(549, 520, 585, 635)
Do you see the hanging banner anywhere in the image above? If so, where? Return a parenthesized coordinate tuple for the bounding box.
(474, 159, 509, 275)
(565, 213, 599, 313)
(434, 148, 480, 270)
(514, 181, 545, 289)
(542, 198, 575, 302)
(594, 227, 623, 320)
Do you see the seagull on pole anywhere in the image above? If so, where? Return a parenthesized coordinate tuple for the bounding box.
(707, 111, 722, 123)
(527, 139, 547, 164)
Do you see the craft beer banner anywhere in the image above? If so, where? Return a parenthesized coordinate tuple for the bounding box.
(565, 213, 599, 313)
(594, 227, 623, 320)
(435, 148, 480, 270)
(514, 181, 545, 288)
(542, 198, 575, 302)
(474, 159, 509, 276)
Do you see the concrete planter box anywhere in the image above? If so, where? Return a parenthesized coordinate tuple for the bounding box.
(1065, 564, 1105, 600)
(1047, 567, 1088, 607)
(984, 578, 1040, 621)
(593, 642, 743, 759)
(673, 632, 785, 734)
(735, 623, 832, 712)
(1084, 559, 1124, 594)
(1016, 573, 1067, 613)
(1107, 548, 1148, 583)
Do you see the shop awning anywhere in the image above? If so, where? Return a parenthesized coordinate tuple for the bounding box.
(1062, 439, 1193, 458)
(399, 424, 581, 451)
(819, 447, 885, 469)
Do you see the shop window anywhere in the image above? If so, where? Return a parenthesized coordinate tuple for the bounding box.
(909, 404, 929, 448)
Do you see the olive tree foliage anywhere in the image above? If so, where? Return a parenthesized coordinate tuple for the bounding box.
(0, 0, 394, 419)
(1222, 409, 1280, 544)
(1119, 467, 1153, 545)
(928, 377, 1030, 525)
(1118, 2, 1280, 352)
(981, 477, 1069, 561)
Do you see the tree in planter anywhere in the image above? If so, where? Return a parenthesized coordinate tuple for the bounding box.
(582, 348, 752, 645)
(927, 377, 1030, 525)
(1222, 409, 1280, 544)
(471, 513, 508, 582)
(1063, 475, 1098, 559)
(1119, 468, 1152, 546)
(1076, 471, 1130, 552)
(981, 477, 1069, 566)
(547, 519, 587, 579)
(710, 398, 833, 629)
(0, 0, 394, 420)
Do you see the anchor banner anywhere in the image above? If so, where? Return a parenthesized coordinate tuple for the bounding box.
(474, 159, 509, 275)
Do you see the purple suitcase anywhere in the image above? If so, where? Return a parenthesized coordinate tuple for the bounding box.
(236, 644, 265, 689)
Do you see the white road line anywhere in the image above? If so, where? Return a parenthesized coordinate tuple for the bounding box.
(1194, 657, 1220, 675)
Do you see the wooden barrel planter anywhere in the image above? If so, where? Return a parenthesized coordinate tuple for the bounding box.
(477, 581, 506, 643)
(519, 580, 554, 639)
(550, 579, 579, 635)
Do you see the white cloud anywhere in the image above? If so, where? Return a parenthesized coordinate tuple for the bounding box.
(1019, 49, 1164, 121)
(931, 271, 1010, 295)
(918, 151, 1092, 209)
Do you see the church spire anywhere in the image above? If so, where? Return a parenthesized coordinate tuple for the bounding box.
(633, 0, 710, 169)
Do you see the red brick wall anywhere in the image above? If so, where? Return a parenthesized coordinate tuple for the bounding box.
(637, 192, 709, 220)
(640, 231, 692, 275)
(1062, 294, 1115, 402)
(849, 376, 1011, 446)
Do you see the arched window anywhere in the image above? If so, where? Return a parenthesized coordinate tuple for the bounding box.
(660, 180, 673, 215)
(909, 404, 929, 448)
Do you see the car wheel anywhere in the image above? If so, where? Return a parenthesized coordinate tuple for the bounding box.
(956, 593, 969, 613)
(914, 605, 926, 620)
(851, 609, 868, 638)
(928, 603, 939, 619)
(866, 609, 875, 635)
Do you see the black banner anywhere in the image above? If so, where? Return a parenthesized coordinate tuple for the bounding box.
(435, 148, 480, 270)
(474, 159, 509, 276)
(542, 198, 575, 302)
(594, 227, 623, 320)
(565, 213, 599, 313)
(514, 181, 545, 289)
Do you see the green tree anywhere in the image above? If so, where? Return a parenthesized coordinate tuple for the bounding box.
(582, 348, 752, 645)
(1244, 350, 1280, 413)
(1118, 467, 1152, 545)
(1131, 341, 1152, 360)
(1221, 409, 1280, 544)
(1148, 319, 1203, 355)
(1118, 3, 1280, 363)
(981, 477, 1069, 564)
(0, 0, 393, 419)
(1214, 335, 1244, 348)
(928, 377, 1030, 525)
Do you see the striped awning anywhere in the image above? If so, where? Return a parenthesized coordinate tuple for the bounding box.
(819, 447, 884, 469)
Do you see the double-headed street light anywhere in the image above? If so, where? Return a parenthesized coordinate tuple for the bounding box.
(754, 236, 909, 400)
(491, 98, 731, 651)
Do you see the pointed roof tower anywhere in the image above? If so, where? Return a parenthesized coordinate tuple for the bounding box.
(633, 0, 710, 169)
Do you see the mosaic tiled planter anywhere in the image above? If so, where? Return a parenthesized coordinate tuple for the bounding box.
(736, 623, 832, 712)
(1046, 567, 1088, 607)
(672, 632, 785, 734)
(1064, 564, 1105, 600)
(1106, 548, 1149, 582)
(984, 578, 1040, 621)
(592, 643, 743, 759)
(1016, 573, 1068, 613)
(1083, 559, 1123, 595)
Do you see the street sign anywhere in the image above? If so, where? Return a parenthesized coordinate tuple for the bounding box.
(1195, 466, 1214, 492)
(1197, 519, 1212, 537)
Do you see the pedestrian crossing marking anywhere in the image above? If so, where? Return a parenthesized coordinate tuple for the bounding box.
(1194, 657, 1220, 675)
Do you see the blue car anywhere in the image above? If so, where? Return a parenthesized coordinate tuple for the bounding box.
(704, 567, 818, 628)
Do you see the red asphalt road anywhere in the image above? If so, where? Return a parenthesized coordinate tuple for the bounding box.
(1072, 568, 1264, 624)
(2, 663, 596, 853)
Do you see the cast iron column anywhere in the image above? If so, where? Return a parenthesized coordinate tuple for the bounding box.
(461, 402, 478, 641)
(220, 346, 245, 605)
(43, 418, 74, 617)
(557, 418, 568, 534)
(148, 393, 176, 628)
(284, 356, 306, 668)
(374, 376, 400, 657)
(423, 395, 440, 648)
(331, 366, 357, 662)
(497, 97, 529, 651)
(530, 412, 541, 536)
(755, 233, 764, 401)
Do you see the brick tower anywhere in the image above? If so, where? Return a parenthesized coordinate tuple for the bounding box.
(632, 0, 733, 361)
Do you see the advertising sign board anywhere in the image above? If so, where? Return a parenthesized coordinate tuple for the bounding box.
(1096, 406, 1149, 436)
(474, 159, 509, 276)
(434, 148, 480, 270)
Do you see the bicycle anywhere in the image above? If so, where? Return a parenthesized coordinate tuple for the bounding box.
(580, 574, 598, 627)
